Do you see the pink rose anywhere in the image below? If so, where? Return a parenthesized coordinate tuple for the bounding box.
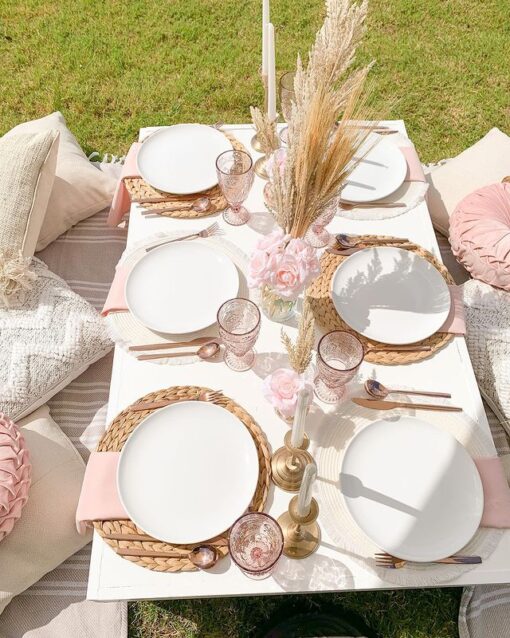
(270, 253, 303, 299)
(263, 368, 306, 418)
(286, 238, 321, 286)
(256, 228, 287, 253)
(248, 249, 272, 288)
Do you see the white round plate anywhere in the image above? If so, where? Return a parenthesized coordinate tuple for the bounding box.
(117, 401, 260, 544)
(125, 241, 239, 334)
(340, 417, 484, 562)
(331, 246, 451, 345)
(340, 137, 407, 203)
(137, 124, 232, 194)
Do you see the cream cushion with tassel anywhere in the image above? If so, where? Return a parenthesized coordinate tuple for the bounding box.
(0, 129, 59, 307)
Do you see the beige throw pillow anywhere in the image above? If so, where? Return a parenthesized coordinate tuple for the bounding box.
(5, 112, 116, 250)
(0, 130, 59, 257)
(427, 127, 510, 236)
(0, 405, 91, 615)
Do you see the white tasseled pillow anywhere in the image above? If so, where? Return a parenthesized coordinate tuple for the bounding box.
(0, 258, 112, 420)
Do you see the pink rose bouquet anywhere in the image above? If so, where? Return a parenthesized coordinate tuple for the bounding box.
(248, 229, 320, 300)
(262, 368, 307, 419)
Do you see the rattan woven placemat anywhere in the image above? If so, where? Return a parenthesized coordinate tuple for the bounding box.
(307, 237, 455, 365)
(124, 130, 247, 219)
(93, 386, 271, 572)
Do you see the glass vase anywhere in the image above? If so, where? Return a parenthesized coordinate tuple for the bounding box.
(260, 286, 297, 323)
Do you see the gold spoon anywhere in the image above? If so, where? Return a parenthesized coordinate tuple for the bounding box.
(115, 543, 220, 569)
(335, 233, 409, 250)
(141, 196, 211, 215)
(365, 379, 451, 400)
(137, 341, 221, 361)
(339, 202, 406, 211)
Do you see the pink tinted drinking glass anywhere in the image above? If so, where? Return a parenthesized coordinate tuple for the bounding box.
(216, 150, 254, 226)
(314, 330, 364, 403)
(229, 512, 284, 579)
(217, 298, 261, 371)
(305, 196, 339, 248)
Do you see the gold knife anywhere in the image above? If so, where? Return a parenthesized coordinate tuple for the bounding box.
(352, 397, 462, 412)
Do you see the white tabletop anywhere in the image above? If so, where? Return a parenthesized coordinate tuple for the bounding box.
(87, 122, 510, 602)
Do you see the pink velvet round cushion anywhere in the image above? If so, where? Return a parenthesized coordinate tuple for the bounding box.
(0, 413, 31, 542)
(450, 182, 510, 291)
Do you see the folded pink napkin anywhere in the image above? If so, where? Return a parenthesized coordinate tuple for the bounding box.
(107, 142, 142, 228)
(101, 264, 130, 316)
(75, 452, 127, 534)
(475, 457, 510, 528)
(400, 146, 426, 183)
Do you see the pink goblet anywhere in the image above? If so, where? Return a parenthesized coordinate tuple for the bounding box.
(314, 330, 364, 403)
(216, 150, 254, 226)
(229, 512, 284, 580)
(305, 196, 339, 248)
(217, 298, 261, 372)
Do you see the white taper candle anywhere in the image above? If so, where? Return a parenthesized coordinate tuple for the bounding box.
(297, 462, 317, 518)
(290, 386, 312, 449)
(262, 0, 270, 76)
(267, 23, 277, 121)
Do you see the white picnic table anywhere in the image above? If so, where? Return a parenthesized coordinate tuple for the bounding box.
(87, 121, 510, 602)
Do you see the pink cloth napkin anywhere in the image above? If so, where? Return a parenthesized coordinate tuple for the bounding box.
(75, 452, 127, 534)
(76, 453, 510, 534)
(107, 142, 142, 227)
(475, 457, 510, 528)
(101, 264, 130, 316)
(400, 146, 426, 183)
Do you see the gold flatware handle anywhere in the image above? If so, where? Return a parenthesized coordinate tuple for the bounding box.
(327, 243, 414, 257)
(393, 389, 452, 398)
(129, 336, 215, 352)
(130, 399, 181, 412)
(116, 548, 188, 558)
(133, 197, 175, 204)
(368, 345, 432, 352)
(393, 401, 462, 411)
(104, 533, 157, 541)
(340, 203, 406, 209)
(137, 350, 199, 361)
(145, 234, 201, 252)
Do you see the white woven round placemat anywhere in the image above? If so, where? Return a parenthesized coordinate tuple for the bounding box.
(314, 404, 502, 586)
(106, 231, 249, 365)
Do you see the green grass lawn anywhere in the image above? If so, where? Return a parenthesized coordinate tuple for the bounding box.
(1, 1, 507, 636)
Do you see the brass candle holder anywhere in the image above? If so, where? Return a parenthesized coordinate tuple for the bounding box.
(254, 154, 270, 180)
(278, 495, 321, 559)
(271, 430, 313, 492)
(251, 73, 268, 152)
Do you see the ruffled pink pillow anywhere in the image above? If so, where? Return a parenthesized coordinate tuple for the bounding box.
(0, 413, 31, 541)
(450, 182, 510, 291)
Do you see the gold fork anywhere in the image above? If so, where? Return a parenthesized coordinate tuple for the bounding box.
(375, 552, 482, 569)
(130, 389, 224, 412)
(145, 222, 221, 252)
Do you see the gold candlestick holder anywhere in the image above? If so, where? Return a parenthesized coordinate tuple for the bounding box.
(278, 495, 321, 559)
(254, 154, 270, 180)
(251, 73, 268, 152)
(271, 430, 314, 492)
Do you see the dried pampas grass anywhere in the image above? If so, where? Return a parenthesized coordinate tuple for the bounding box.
(281, 298, 315, 374)
(250, 106, 280, 154)
(0, 251, 36, 308)
(273, 0, 377, 238)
